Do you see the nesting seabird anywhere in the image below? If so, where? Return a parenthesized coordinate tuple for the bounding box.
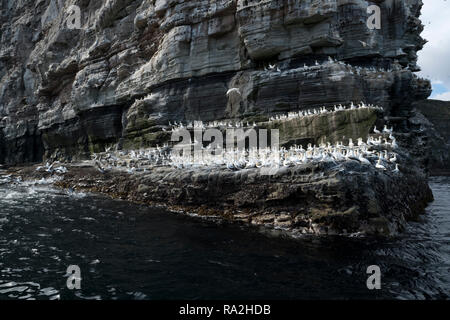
(375, 159, 387, 171)
(393, 164, 400, 173)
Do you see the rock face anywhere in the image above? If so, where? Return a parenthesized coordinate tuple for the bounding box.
(0, 0, 430, 164)
(411, 99, 450, 175)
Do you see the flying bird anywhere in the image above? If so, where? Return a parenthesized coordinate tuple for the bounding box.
(226, 88, 241, 97)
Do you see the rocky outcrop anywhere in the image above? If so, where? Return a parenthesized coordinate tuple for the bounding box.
(0, 0, 430, 164)
(9, 149, 433, 237)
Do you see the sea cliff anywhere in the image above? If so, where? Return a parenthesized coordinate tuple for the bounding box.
(0, 0, 443, 236)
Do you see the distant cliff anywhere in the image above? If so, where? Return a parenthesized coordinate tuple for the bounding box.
(0, 0, 431, 165)
(412, 99, 450, 175)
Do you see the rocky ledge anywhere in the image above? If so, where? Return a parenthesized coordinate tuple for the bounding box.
(7, 154, 433, 237)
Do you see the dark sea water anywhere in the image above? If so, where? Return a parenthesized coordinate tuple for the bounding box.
(0, 177, 449, 300)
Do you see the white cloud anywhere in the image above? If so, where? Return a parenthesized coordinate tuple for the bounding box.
(417, 0, 450, 90)
(433, 91, 450, 101)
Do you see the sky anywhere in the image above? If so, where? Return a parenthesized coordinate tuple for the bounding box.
(417, 0, 450, 100)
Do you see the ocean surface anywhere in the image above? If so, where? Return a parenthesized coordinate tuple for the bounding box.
(0, 176, 449, 300)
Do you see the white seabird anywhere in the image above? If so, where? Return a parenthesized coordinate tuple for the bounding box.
(358, 152, 371, 165)
(358, 40, 368, 47)
(95, 160, 106, 174)
(393, 164, 400, 173)
(226, 88, 241, 97)
(383, 125, 393, 134)
(391, 138, 398, 149)
(375, 159, 387, 171)
(389, 153, 397, 163)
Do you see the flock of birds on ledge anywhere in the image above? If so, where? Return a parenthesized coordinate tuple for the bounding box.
(169, 101, 382, 132)
(77, 123, 399, 175)
(168, 125, 399, 173)
(257, 56, 403, 75)
(268, 102, 382, 123)
(33, 100, 400, 175)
